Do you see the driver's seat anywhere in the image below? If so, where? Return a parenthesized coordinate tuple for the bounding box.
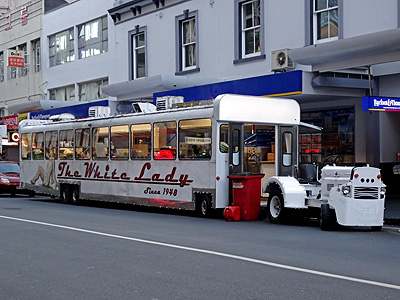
(297, 164, 320, 184)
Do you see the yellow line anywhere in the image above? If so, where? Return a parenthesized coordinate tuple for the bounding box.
(263, 91, 303, 97)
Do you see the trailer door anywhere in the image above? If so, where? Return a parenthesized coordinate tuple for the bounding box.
(228, 123, 244, 174)
(277, 125, 297, 176)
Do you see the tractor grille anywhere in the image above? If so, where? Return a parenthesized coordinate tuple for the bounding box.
(353, 187, 379, 199)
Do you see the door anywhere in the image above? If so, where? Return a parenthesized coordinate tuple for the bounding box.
(228, 123, 244, 174)
(277, 125, 297, 176)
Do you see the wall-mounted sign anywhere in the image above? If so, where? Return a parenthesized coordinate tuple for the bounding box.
(20, 6, 28, 26)
(11, 132, 20, 142)
(7, 50, 24, 67)
(3, 115, 19, 129)
(362, 96, 400, 112)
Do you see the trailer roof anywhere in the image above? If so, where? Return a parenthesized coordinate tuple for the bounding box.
(213, 94, 300, 125)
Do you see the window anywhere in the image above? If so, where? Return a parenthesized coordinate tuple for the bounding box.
(32, 39, 41, 73)
(154, 121, 176, 159)
(130, 28, 146, 79)
(179, 119, 212, 159)
(59, 130, 74, 160)
(314, 0, 338, 43)
(78, 16, 108, 59)
(75, 128, 91, 159)
(32, 132, 44, 160)
(18, 44, 28, 77)
(0, 52, 4, 82)
(49, 85, 75, 101)
(176, 11, 199, 74)
(282, 132, 292, 166)
(111, 125, 129, 159)
(131, 124, 151, 159)
(21, 133, 32, 159)
(45, 131, 58, 160)
(78, 79, 108, 101)
(49, 28, 75, 67)
(219, 125, 229, 153)
(235, 0, 264, 63)
(9, 47, 17, 80)
(92, 127, 109, 159)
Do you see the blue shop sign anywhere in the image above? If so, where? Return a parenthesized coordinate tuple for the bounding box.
(362, 96, 400, 111)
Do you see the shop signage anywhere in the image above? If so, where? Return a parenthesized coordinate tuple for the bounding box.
(11, 132, 20, 142)
(362, 96, 400, 112)
(7, 50, 24, 68)
(3, 115, 19, 129)
(185, 137, 211, 144)
(20, 6, 28, 26)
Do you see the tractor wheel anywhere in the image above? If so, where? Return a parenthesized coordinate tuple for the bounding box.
(320, 204, 333, 231)
(267, 189, 285, 223)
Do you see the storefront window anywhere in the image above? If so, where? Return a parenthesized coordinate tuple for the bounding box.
(300, 107, 355, 164)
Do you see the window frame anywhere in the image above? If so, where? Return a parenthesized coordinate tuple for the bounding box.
(110, 125, 130, 160)
(178, 118, 212, 160)
(129, 26, 147, 80)
(313, 0, 339, 44)
(131, 123, 152, 160)
(78, 16, 108, 60)
(49, 28, 75, 67)
(153, 121, 177, 160)
(234, 0, 265, 64)
(175, 10, 199, 75)
(32, 39, 41, 73)
(0, 51, 4, 82)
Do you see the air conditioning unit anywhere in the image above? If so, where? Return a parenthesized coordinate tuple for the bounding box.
(156, 96, 184, 110)
(88, 106, 111, 117)
(271, 49, 294, 72)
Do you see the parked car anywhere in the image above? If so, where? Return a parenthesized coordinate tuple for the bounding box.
(0, 162, 35, 197)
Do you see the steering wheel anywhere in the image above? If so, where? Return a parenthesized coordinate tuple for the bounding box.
(323, 155, 344, 166)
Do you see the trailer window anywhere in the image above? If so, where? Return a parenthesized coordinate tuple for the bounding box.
(92, 127, 109, 159)
(111, 125, 129, 160)
(32, 132, 44, 160)
(75, 128, 91, 159)
(45, 131, 58, 160)
(59, 130, 74, 160)
(154, 121, 176, 160)
(282, 131, 292, 166)
(131, 123, 151, 160)
(21, 133, 31, 159)
(178, 118, 211, 159)
(219, 124, 229, 153)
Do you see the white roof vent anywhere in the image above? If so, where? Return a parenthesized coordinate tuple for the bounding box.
(88, 106, 111, 117)
(156, 96, 184, 110)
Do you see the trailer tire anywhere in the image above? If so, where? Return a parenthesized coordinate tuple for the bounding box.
(71, 186, 80, 205)
(320, 204, 333, 231)
(61, 185, 71, 204)
(196, 194, 212, 218)
(267, 189, 285, 223)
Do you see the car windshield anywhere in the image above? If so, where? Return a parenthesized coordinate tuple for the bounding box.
(0, 163, 20, 174)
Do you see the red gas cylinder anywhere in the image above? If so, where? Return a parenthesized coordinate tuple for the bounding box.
(223, 206, 241, 221)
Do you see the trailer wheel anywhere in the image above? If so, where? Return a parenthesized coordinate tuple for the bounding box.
(267, 189, 285, 223)
(196, 194, 211, 218)
(320, 204, 333, 231)
(60, 186, 71, 204)
(71, 186, 80, 205)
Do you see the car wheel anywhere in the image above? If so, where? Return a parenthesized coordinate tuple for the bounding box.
(267, 189, 285, 223)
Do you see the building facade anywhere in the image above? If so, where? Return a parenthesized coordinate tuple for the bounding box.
(3, 0, 400, 190)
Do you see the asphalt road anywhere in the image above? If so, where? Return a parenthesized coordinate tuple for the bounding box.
(1, 196, 399, 300)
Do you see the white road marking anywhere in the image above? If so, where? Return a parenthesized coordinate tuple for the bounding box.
(1, 214, 400, 291)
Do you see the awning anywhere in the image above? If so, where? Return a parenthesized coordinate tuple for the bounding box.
(7, 100, 81, 115)
(102, 75, 218, 100)
(288, 28, 400, 72)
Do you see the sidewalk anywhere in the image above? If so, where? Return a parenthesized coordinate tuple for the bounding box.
(384, 194, 400, 225)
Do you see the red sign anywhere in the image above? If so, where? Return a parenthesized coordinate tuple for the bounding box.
(3, 115, 19, 129)
(20, 6, 27, 26)
(7, 50, 24, 67)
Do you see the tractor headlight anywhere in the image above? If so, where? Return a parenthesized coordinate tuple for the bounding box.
(380, 187, 386, 199)
(342, 185, 351, 197)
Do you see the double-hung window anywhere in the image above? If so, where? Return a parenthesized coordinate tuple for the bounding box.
(130, 27, 146, 79)
(32, 39, 41, 73)
(49, 28, 75, 67)
(176, 11, 199, 74)
(234, 0, 264, 63)
(314, 0, 339, 43)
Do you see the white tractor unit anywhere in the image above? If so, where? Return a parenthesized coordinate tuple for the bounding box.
(263, 156, 386, 231)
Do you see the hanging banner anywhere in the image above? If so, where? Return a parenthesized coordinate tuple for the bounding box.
(7, 50, 24, 67)
(362, 96, 400, 112)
